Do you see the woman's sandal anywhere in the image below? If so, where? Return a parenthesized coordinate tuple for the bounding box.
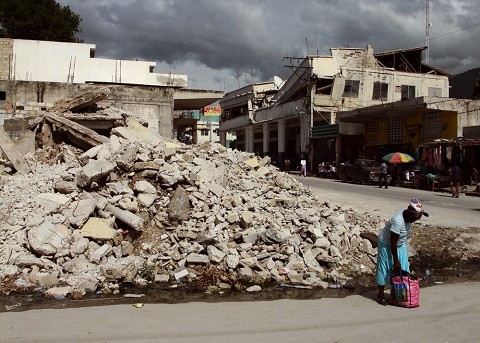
(376, 296, 389, 306)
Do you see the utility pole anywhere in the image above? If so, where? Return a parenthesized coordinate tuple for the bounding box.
(425, 0, 431, 64)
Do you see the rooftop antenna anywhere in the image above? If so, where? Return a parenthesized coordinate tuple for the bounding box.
(425, 0, 431, 64)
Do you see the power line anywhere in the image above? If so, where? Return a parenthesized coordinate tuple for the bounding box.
(396, 21, 480, 50)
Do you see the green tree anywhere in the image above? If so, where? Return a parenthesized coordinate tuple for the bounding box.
(0, 0, 81, 42)
(474, 73, 480, 99)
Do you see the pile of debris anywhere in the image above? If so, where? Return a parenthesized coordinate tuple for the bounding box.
(0, 100, 383, 299)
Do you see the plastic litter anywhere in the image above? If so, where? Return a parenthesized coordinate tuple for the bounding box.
(132, 303, 144, 308)
(123, 294, 145, 298)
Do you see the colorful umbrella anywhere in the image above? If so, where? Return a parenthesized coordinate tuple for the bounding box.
(382, 152, 415, 164)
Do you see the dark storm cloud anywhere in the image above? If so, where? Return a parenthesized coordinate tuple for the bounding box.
(58, 0, 480, 90)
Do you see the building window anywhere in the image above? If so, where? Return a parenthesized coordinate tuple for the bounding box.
(365, 120, 379, 133)
(423, 112, 441, 140)
(315, 78, 333, 95)
(200, 129, 209, 136)
(372, 82, 388, 100)
(401, 85, 416, 100)
(0, 91, 6, 101)
(342, 80, 360, 98)
(387, 116, 404, 144)
(428, 87, 442, 97)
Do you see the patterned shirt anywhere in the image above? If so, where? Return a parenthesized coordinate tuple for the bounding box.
(378, 210, 411, 247)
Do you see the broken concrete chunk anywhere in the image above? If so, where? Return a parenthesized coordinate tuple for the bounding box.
(28, 221, 71, 256)
(134, 180, 156, 194)
(174, 267, 189, 281)
(205, 182, 224, 198)
(116, 147, 139, 171)
(207, 245, 226, 263)
(112, 118, 161, 146)
(92, 244, 112, 263)
(54, 180, 80, 194)
(105, 204, 144, 231)
(244, 157, 259, 169)
(134, 161, 160, 171)
(186, 253, 210, 265)
(137, 193, 156, 208)
(81, 217, 116, 240)
(118, 197, 139, 213)
(76, 158, 115, 188)
(45, 286, 73, 300)
(66, 198, 97, 229)
(35, 192, 70, 214)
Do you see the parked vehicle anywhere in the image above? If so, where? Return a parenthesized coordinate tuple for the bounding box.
(338, 159, 390, 185)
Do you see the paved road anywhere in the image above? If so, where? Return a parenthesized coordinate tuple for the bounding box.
(2, 282, 479, 342)
(294, 175, 480, 229)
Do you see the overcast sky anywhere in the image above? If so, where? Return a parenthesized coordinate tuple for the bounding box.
(57, 0, 480, 92)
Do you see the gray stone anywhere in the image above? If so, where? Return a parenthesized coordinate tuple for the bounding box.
(207, 245, 226, 263)
(76, 159, 116, 188)
(186, 253, 210, 264)
(246, 285, 262, 292)
(226, 254, 240, 269)
(110, 135, 121, 153)
(45, 286, 73, 300)
(167, 185, 190, 222)
(265, 226, 291, 243)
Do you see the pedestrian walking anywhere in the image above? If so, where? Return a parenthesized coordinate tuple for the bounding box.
(300, 159, 307, 177)
(449, 163, 462, 198)
(284, 158, 291, 173)
(379, 161, 388, 188)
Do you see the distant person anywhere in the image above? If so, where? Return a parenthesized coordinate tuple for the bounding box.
(376, 198, 429, 305)
(284, 159, 291, 173)
(379, 161, 388, 189)
(449, 163, 462, 198)
(300, 159, 307, 177)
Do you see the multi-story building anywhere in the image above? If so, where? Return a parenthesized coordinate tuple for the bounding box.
(219, 45, 474, 170)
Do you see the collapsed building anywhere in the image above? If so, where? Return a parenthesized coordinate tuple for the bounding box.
(0, 89, 388, 298)
(0, 38, 224, 151)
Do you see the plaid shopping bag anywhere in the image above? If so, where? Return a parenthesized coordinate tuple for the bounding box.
(390, 269, 420, 308)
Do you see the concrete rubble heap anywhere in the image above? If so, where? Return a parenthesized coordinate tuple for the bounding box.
(0, 114, 384, 299)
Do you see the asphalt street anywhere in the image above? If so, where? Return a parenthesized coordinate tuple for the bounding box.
(1, 282, 479, 342)
(294, 175, 480, 229)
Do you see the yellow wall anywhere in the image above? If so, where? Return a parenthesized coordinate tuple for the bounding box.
(364, 111, 458, 149)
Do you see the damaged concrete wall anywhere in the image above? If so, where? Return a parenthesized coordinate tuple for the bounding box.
(0, 39, 13, 81)
(0, 81, 175, 138)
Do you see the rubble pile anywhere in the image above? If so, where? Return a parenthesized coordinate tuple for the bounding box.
(0, 116, 384, 299)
